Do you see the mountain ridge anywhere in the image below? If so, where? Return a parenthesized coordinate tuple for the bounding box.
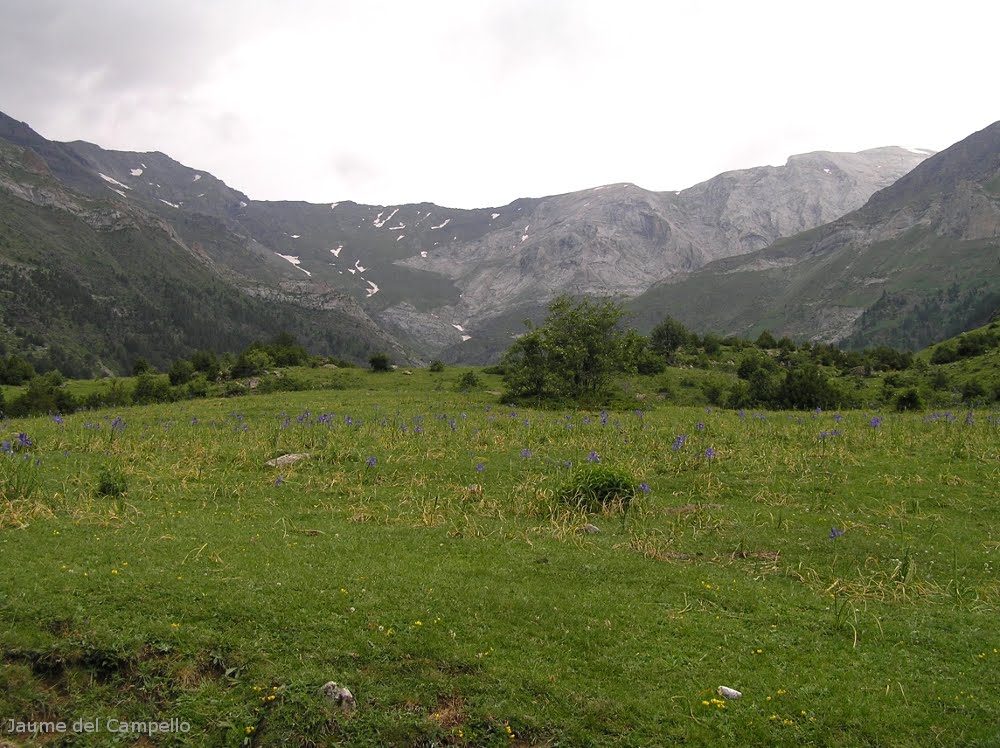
(627, 121, 1000, 351)
(0, 109, 948, 371)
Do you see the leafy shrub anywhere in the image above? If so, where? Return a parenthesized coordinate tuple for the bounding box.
(168, 359, 195, 386)
(931, 345, 958, 365)
(894, 388, 923, 412)
(457, 371, 481, 390)
(635, 350, 666, 375)
(369, 353, 392, 372)
(429, 360, 445, 373)
(131, 357, 152, 376)
(255, 374, 308, 394)
(132, 373, 174, 405)
(961, 380, 986, 402)
(558, 463, 639, 513)
(186, 374, 210, 398)
(6, 372, 78, 417)
(95, 467, 127, 498)
(232, 349, 273, 378)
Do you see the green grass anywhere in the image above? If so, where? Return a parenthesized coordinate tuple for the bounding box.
(1, 373, 999, 746)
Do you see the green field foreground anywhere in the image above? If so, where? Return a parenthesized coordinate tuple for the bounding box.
(1, 375, 998, 747)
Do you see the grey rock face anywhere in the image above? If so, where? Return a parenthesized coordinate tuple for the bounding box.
(394, 148, 930, 344)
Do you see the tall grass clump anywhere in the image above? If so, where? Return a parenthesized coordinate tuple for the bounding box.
(558, 462, 640, 513)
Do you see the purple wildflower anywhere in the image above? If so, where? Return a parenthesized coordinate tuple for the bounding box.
(869, 416, 882, 429)
(274, 476, 285, 486)
(696, 422, 705, 431)
(671, 434, 687, 451)
(705, 447, 717, 459)
(365, 456, 377, 468)
(52, 416, 63, 425)
(110, 417, 126, 433)
(834, 414, 843, 422)
(830, 527, 845, 540)
(520, 448, 532, 459)
(1, 441, 11, 455)
(639, 482, 651, 493)
(587, 450, 601, 463)
(475, 463, 485, 473)
(16, 433, 32, 448)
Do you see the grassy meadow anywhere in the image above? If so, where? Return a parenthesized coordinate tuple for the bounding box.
(1, 368, 999, 747)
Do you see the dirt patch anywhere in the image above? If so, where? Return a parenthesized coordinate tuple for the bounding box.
(428, 695, 467, 729)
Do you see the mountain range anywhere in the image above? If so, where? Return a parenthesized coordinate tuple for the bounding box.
(1, 108, 996, 376)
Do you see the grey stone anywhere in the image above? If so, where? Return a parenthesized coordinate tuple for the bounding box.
(265, 453, 309, 467)
(320, 681, 356, 713)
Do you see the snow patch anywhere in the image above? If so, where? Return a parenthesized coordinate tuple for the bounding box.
(98, 173, 130, 190)
(239, 201, 248, 208)
(365, 280, 380, 297)
(130, 168, 143, 176)
(193, 174, 202, 181)
(330, 245, 343, 257)
(902, 146, 933, 155)
(354, 260, 367, 273)
(197, 193, 205, 197)
(373, 208, 399, 228)
(291, 234, 301, 239)
(430, 218, 451, 230)
(159, 199, 179, 208)
(330, 202, 339, 210)
(451, 324, 465, 332)
(140, 163, 146, 168)
(491, 212, 500, 220)
(108, 187, 127, 199)
(396, 235, 404, 241)
(420, 251, 428, 258)
(348, 268, 356, 275)
(521, 234, 529, 242)
(275, 253, 312, 276)
(389, 224, 406, 230)
(461, 335, 471, 342)
(823, 168, 831, 173)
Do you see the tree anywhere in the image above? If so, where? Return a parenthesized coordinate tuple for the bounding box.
(190, 350, 221, 380)
(649, 317, 691, 358)
(131, 357, 152, 377)
(501, 295, 631, 402)
(168, 359, 195, 386)
(779, 364, 836, 409)
(1, 355, 36, 385)
(755, 330, 778, 349)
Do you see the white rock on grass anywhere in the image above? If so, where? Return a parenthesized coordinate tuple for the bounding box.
(320, 681, 357, 713)
(265, 453, 309, 467)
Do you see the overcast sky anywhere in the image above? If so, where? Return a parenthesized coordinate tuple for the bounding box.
(1, 0, 996, 208)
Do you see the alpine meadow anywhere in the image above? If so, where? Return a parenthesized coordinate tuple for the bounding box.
(2, 75, 1000, 748)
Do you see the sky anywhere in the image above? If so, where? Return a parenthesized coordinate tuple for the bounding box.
(1, 0, 997, 209)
